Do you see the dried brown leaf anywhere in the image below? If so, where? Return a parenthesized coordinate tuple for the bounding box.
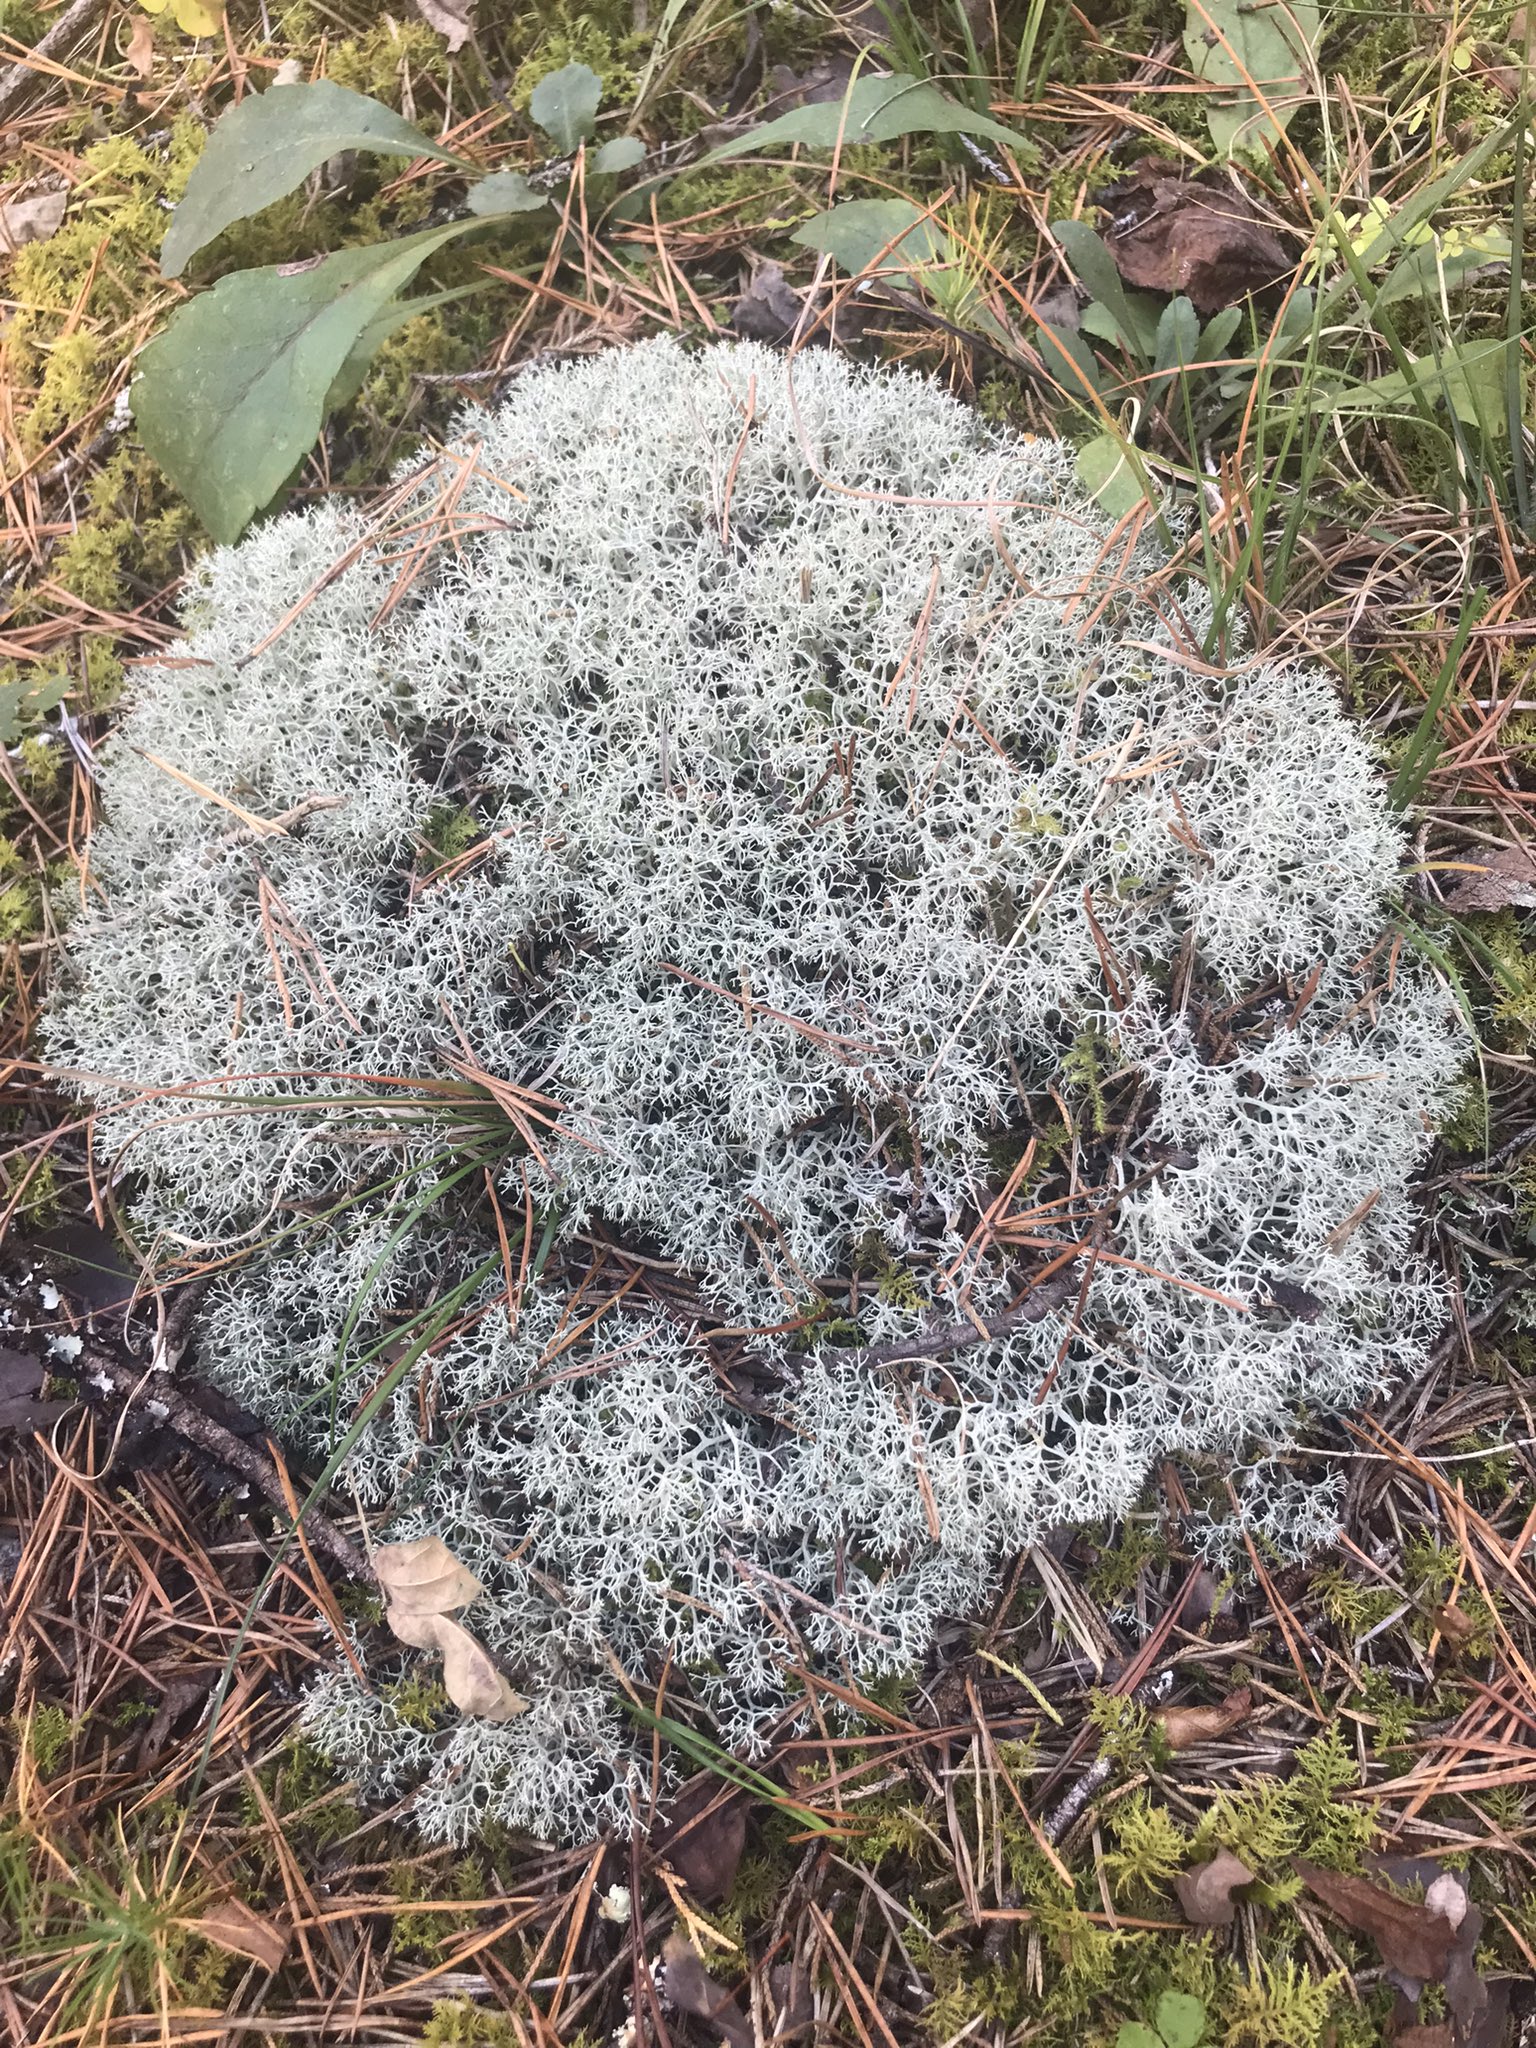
(386, 1605, 526, 1721)
(183, 1895, 289, 1972)
(126, 12, 156, 76)
(1431, 1601, 1477, 1649)
(731, 262, 804, 345)
(1293, 1859, 1458, 1982)
(1098, 163, 1292, 313)
(1156, 1685, 1252, 1751)
(662, 1932, 753, 2048)
(0, 187, 67, 255)
(658, 1780, 747, 1902)
(1444, 844, 1536, 913)
(1394, 2028, 1453, 2048)
(413, 0, 474, 52)
(375, 1534, 482, 1616)
(1173, 1848, 1254, 1926)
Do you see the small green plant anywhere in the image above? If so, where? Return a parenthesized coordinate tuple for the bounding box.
(1118, 1991, 1210, 2048)
(134, 65, 643, 543)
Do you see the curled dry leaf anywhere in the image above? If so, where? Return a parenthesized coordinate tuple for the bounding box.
(1155, 1685, 1252, 1751)
(1444, 844, 1536, 913)
(126, 12, 156, 76)
(661, 1932, 754, 2048)
(1292, 1859, 1457, 1983)
(182, 1894, 289, 1972)
(414, 0, 474, 51)
(1429, 1601, 1477, 1650)
(0, 187, 67, 255)
(657, 1779, 747, 1902)
(1097, 162, 1292, 313)
(1173, 1848, 1254, 1927)
(387, 1606, 526, 1721)
(374, 1534, 483, 1616)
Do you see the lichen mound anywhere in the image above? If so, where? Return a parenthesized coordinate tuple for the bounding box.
(53, 339, 1460, 1841)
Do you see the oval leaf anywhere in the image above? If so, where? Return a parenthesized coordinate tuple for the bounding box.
(529, 62, 602, 152)
(162, 80, 474, 279)
(701, 70, 1029, 165)
(1076, 430, 1146, 518)
(135, 222, 469, 542)
(592, 134, 646, 174)
(1154, 1992, 1208, 2048)
(467, 168, 549, 216)
(791, 197, 948, 283)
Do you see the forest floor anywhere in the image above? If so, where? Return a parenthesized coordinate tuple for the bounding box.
(1, 0, 1535, 2043)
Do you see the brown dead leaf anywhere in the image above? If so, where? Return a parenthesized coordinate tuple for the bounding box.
(1155, 1685, 1252, 1751)
(731, 262, 805, 345)
(662, 1932, 753, 2048)
(1444, 844, 1536, 913)
(183, 1894, 289, 1972)
(1430, 1601, 1477, 1649)
(1293, 1859, 1457, 1982)
(386, 1606, 525, 1721)
(1173, 1848, 1254, 1927)
(1393, 2029, 1453, 2048)
(1097, 162, 1292, 313)
(375, 1534, 482, 1616)
(0, 186, 67, 256)
(413, 0, 474, 51)
(126, 12, 155, 75)
(657, 1779, 747, 1902)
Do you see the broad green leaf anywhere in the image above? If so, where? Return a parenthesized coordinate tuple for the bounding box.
(1153, 295, 1199, 377)
(135, 222, 469, 542)
(1376, 225, 1513, 306)
(1032, 321, 1100, 403)
(1052, 220, 1159, 361)
(592, 134, 646, 173)
(161, 80, 474, 279)
(1154, 1993, 1208, 2048)
(791, 198, 948, 284)
(1183, 0, 1321, 157)
(467, 169, 549, 216)
(1314, 337, 1510, 432)
(1076, 431, 1146, 518)
(324, 282, 480, 413)
(700, 70, 1030, 164)
(1198, 304, 1244, 361)
(0, 670, 68, 744)
(530, 62, 602, 152)
(1115, 2027, 1164, 2048)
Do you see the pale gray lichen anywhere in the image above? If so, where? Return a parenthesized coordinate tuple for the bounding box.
(51, 339, 1463, 1841)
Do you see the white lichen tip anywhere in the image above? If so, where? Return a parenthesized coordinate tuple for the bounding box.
(49, 339, 1462, 1842)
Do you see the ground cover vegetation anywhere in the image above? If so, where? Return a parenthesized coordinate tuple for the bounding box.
(0, 0, 1533, 2043)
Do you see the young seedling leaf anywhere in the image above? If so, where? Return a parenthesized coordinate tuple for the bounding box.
(700, 70, 1029, 164)
(1183, 0, 1321, 157)
(467, 168, 549, 215)
(1154, 1992, 1208, 2048)
(593, 134, 646, 173)
(1077, 431, 1146, 518)
(0, 670, 68, 743)
(791, 197, 948, 284)
(1053, 219, 1159, 361)
(529, 61, 603, 152)
(1376, 225, 1513, 306)
(162, 81, 475, 279)
(135, 222, 468, 542)
(1115, 2028, 1164, 2048)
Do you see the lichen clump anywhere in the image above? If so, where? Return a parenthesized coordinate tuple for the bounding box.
(52, 340, 1460, 1841)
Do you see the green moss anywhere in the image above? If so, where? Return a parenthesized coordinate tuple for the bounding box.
(383, 1672, 453, 1732)
(423, 2001, 519, 2048)
(511, 9, 650, 113)
(1312, 1567, 1397, 1638)
(1087, 1520, 1167, 1607)
(1215, 1952, 1341, 2048)
(325, 17, 452, 102)
(1063, 1027, 1110, 1135)
(1103, 1790, 1188, 1901)
(20, 1702, 75, 1776)
(1087, 1690, 1168, 1772)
